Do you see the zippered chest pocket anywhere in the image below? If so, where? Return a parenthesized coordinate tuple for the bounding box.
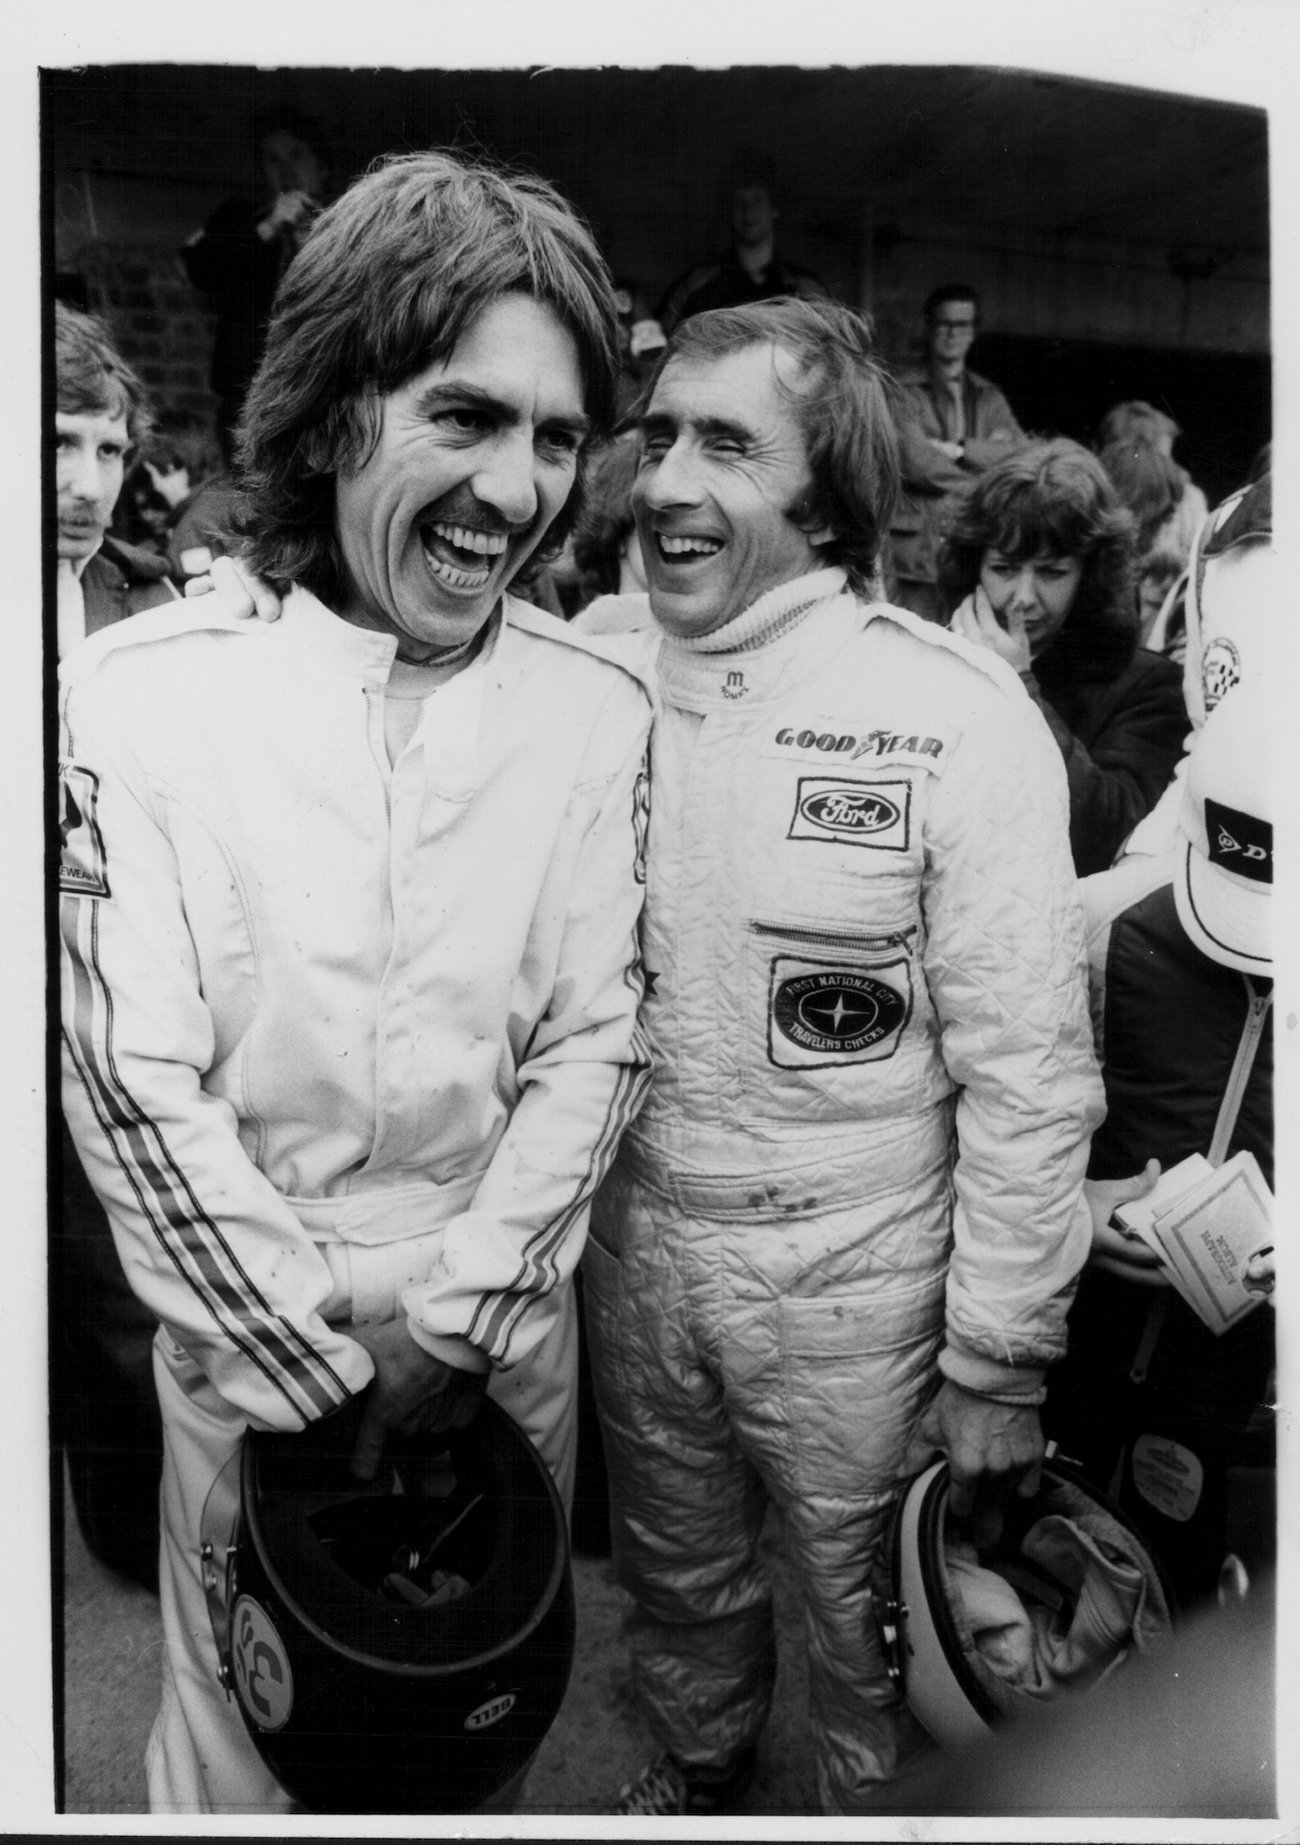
(739, 917, 928, 1124)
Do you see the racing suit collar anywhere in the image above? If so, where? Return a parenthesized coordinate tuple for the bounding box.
(675, 567, 848, 655)
(657, 573, 860, 715)
(279, 585, 505, 687)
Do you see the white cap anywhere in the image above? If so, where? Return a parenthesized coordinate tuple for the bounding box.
(1174, 678, 1271, 973)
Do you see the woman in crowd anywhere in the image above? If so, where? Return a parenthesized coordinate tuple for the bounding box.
(937, 437, 1187, 875)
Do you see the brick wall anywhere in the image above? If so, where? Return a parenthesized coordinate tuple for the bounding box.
(71, 238, 220, 424)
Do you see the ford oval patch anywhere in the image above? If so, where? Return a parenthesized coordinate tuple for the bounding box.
(799, 787, 900, 833)
(787, 776, 911, 850)
(464, 1690, 517, 1732)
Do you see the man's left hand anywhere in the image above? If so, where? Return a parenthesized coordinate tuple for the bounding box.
(347, 1319, 489, 1482)
(914, 1379, 1044, 1535)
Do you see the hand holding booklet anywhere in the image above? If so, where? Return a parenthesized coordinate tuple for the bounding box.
(1112, 1151, 1273, 1334)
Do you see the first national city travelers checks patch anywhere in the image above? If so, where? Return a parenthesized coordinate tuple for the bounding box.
(768, 956, 912, 1067)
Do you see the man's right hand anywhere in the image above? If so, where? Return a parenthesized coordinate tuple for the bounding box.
(346, 1318, 489, 1483)
(185, 553, 283, 625)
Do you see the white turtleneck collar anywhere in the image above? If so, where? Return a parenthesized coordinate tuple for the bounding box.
(674, 566, 848, 656)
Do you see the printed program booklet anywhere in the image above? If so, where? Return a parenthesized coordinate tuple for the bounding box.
(1112, 1150, 1273, 1334)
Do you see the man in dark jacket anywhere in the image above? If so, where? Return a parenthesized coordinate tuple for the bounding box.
(656, 154, 828, 335)
(181, 112, 330, 452)
(56, 303, 179, 659)
(886, 283, 1024, 621)
(55, 300, 175, 1590)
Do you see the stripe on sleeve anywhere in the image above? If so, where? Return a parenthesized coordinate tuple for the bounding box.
(61, 896, 350, 1423)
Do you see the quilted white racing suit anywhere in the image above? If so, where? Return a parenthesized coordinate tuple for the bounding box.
(579, 570, 1103, 1812)
(59, 589, 652, 1812)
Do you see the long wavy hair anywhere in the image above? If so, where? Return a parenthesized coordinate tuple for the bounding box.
(233, 150, 620, 607)
(641, 297, 901, 596)
(937, 438, 1139, 688)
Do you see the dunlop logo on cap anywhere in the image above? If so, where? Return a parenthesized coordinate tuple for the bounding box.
(1205, 797, 1271, 884)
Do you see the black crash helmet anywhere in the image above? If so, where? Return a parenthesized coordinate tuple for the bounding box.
(201, 1395, 574, 1815)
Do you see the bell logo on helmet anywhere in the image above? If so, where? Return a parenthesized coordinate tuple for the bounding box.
(464, 1690, 517, 1732)
(231, 1595, 295, 1732)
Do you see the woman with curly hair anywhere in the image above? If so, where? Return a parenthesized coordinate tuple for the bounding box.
(937, 437, 1188, 875)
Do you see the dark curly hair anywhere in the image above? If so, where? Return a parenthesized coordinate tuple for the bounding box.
(936, 438, 1139, 688)
(641, 297, 900, 596)
(233, 150, 620, 607)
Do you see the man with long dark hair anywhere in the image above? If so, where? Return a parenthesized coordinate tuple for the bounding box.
(59, 150, 653, 1814)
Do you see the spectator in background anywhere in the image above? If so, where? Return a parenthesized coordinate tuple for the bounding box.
(569, 431, 648, 616)
(656, 151, 828, 335)
(1094, 398, 1208, 564)
(182, 110, 332, 453)
(939, 438, 1187, 876)
(115, 456, 175, 560)
(140, 409, 239, 583)
(1045, 680, 1273, 1609)
(612, 277, 667, 421)
(54, 300, 174, 1593)
(1122, 468, 1275, 860)
(55, 302, 180, 659)
(886, 283, 1024, 622)
(1096, 439, 1189, 644)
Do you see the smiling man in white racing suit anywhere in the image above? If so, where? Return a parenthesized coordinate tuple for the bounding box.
(58, 153, 652, 1815)
(574, 298, 1104, 1817)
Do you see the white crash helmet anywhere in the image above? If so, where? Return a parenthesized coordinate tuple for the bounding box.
(879, 1457, 1175, 1751)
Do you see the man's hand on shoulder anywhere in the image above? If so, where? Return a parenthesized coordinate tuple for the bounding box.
(915, 1378, 1044, 1536)
(347, 1319, 489, 1482)
(185, 553, 283, 625)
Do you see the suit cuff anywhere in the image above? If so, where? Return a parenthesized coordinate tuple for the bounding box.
(939, 1343, 1047, 1405)
(404, 1319, 493, 1374)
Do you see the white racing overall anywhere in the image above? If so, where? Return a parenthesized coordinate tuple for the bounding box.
(581, 572, 1103, 1811)
(60, 589, 653, 1811)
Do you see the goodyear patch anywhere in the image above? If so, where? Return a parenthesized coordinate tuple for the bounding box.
(59, 762, 111, 899)
(787, 776, 911, 851)
(764, 720, 955, 774)
(768, 956, 912, 1067)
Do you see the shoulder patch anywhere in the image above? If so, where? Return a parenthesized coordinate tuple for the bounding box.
(59, 761, 111, 898)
